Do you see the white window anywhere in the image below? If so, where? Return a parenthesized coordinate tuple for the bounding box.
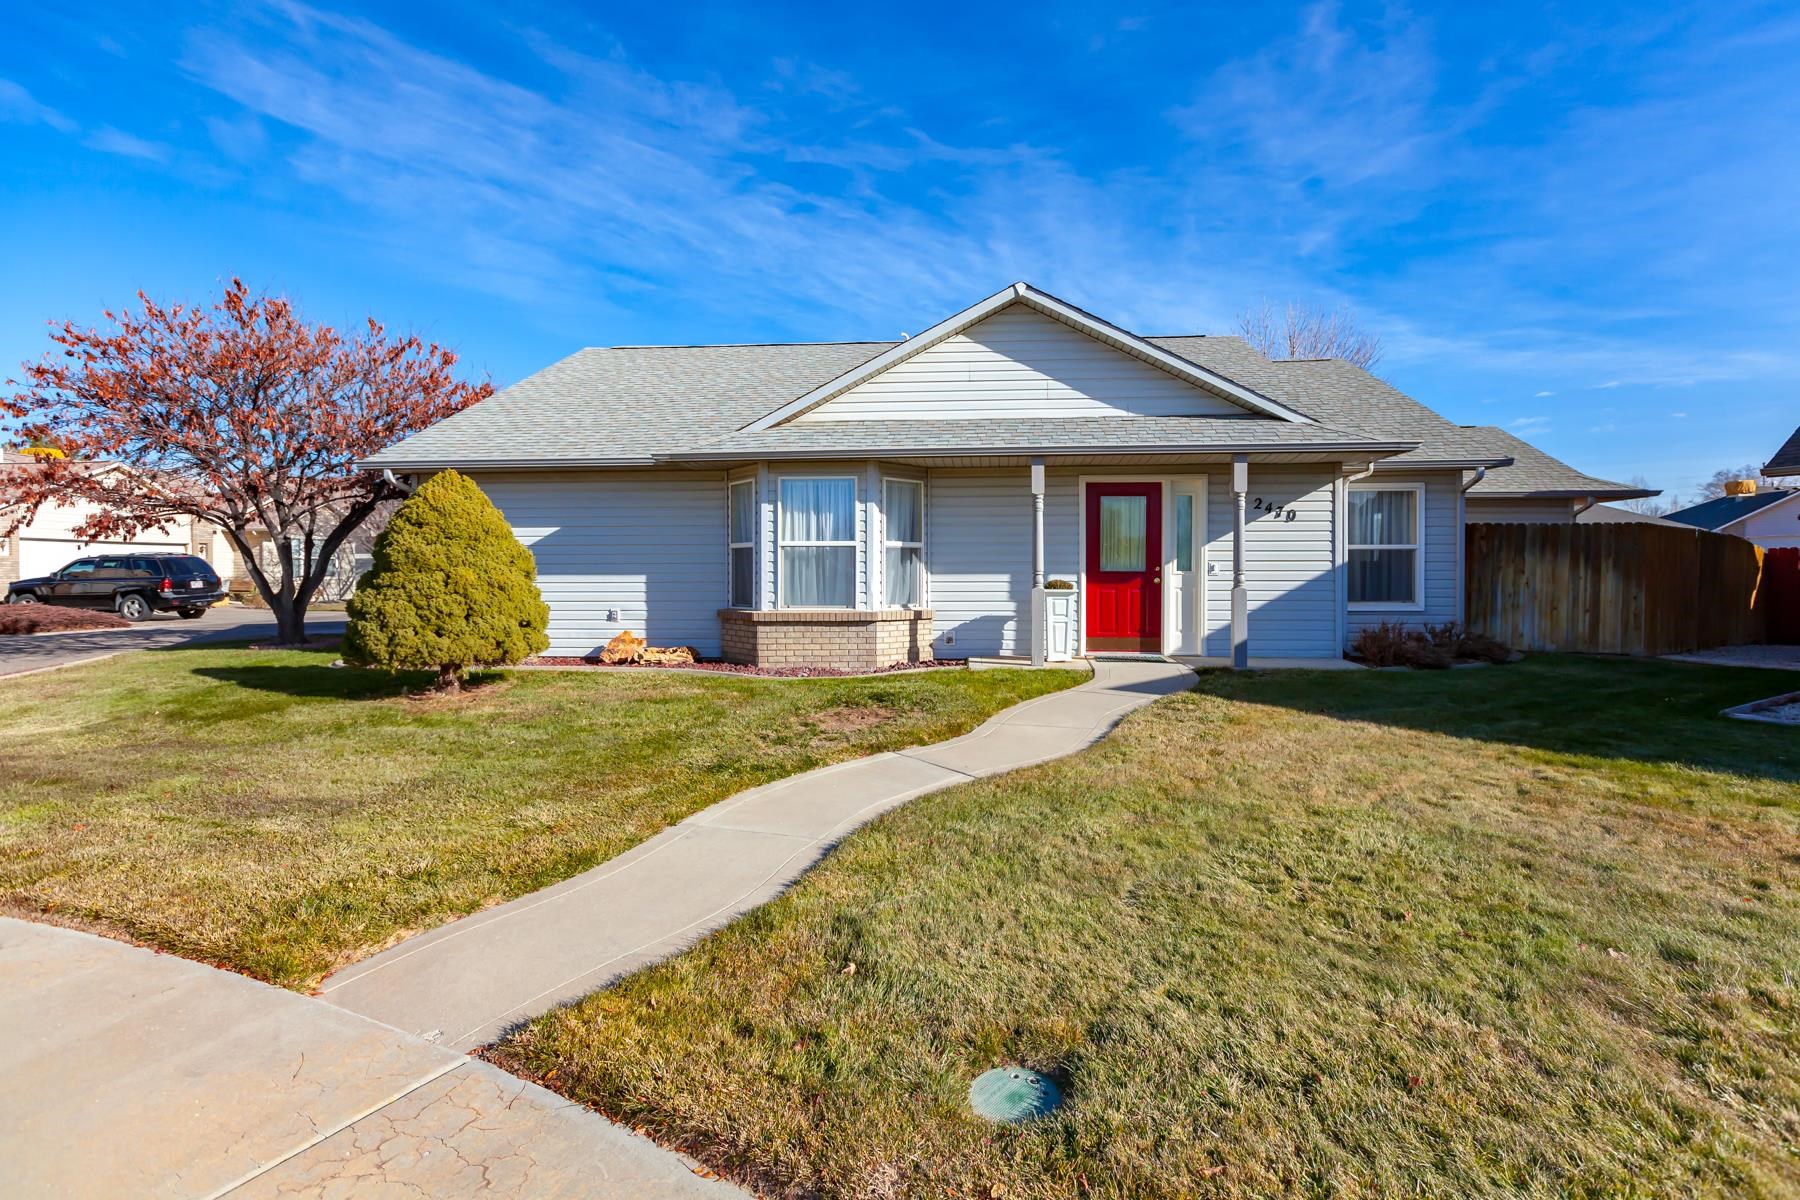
(883, 478, 925, 608)
(1347, 485, 1422, 607)
(778, 476, 857, 608)
(727, 479, 755, 608)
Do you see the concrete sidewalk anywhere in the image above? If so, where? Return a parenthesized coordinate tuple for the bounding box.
(320, 658, 1195, 1050)
(0, 918, 745, 1199)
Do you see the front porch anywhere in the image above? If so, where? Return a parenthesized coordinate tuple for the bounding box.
(711, 453, 1399, 669)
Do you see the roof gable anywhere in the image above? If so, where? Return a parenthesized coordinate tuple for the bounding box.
(746, 283, 1313, 431)
(796, 303, 1258, 423)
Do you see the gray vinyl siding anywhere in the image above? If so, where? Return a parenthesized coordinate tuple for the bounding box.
(1344, 472, 1463, 641)
(925, 469, 1033, 656)
(801, 305, 1245, 422)
(1466, 497, 1576, 523)
(472, 469, 727, 657)
(1201, 468, 1339, 658)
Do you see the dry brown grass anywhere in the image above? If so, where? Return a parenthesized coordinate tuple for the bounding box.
(0, 645, 1077, 988)
(497, 656, 1800, 1199)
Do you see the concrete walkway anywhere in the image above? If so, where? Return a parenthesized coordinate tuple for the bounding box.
(0, 918, 744, 1199)
(320, 658, 1195, 1050)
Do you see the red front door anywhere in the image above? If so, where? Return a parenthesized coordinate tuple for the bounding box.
(1085, 482, 1162, 652)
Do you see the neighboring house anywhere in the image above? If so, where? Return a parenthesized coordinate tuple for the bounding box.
(0, 449, 238, 587)
(365, 282, 1640, 668)
(1575, 504, 1689, 528)
(1664, 489, 1800, 550)
(1763, 426, 1800, 480)
(235, 511, 384, 602)
(1459, 428, 1657, 522)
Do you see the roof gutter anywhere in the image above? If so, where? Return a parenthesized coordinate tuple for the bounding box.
(660, 439, 1420, 463)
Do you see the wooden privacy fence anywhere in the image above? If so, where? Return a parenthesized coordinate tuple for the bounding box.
(1465, 522, 1768, 655)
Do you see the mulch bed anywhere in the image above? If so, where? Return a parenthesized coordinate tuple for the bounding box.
(0, 607, 131, 635)
(525, 655, 968, 678)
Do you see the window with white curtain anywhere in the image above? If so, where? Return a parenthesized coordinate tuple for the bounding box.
(1347, 485, 1421, 606)
(779, 476, 856, 607)
(883, 478, 924, 607)
(728, 479, 755, 608)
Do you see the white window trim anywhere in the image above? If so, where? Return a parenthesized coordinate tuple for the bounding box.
(881, 476, 927, 609)
(726, 478, 755, 609)
(776, 474, 859, 609)
(1347, 481, 1425, 611)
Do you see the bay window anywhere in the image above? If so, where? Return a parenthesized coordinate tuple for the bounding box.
(779, 476, 857, 607)
(1347, 485, 1421, 607)
(883, 478, 925, 607)
(728, 479, 755, 608)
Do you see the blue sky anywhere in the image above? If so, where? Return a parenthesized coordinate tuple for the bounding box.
(3, 1, 1796, 503)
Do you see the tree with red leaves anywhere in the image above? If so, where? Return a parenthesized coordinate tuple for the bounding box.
(2, 280, 491, 644)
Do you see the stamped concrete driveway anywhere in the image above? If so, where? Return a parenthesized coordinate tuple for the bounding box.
(0, 605, 347, 677)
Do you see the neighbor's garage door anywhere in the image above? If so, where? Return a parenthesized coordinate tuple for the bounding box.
(19, 538, 187, 580)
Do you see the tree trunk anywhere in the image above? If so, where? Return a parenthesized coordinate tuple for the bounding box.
(434, 664, 463, 693)
(269, 594, 309, 645)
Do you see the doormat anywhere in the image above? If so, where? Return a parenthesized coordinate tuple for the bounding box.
(1089, 652, 1171, 663)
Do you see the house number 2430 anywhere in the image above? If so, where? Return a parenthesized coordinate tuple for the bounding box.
(1252, 497, 1298, 522)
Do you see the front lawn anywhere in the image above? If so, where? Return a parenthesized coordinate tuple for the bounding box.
(496, 657, 1800, 1199)
(0, 648, 1077, 988)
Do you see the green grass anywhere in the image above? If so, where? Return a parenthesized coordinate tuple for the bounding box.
(0, 649, 1078, 988)
(494, 657, 1800, 1199)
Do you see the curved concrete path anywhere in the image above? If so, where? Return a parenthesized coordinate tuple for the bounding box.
(0, 918, 744, 1199)
(321, 658, 1196, 1050)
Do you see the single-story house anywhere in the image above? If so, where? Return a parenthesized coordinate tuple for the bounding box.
(1456, 428, 1657, 522)
(1664, 488, 1800, 551)
(365, 283, 1641, 668)
(1763, 426, 1800, 480)
(1574, 503, 1688, 528)
(0, 449, 238, 587)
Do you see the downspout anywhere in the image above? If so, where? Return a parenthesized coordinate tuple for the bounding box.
(1572, 494, 1598, 518)
(382, 469, 417, 494)
(1459, 467, 1487, 493)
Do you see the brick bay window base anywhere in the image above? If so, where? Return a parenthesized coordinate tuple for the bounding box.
(718, 609, 935, 670)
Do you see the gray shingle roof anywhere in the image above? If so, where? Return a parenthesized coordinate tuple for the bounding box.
(1765, 426, 1800, 477)
(1447, 427, 1652, 498)
(1147, 339, 1511, 467)
(365, 330, 1550, 473)
(365, 342, 889, 468)
(684, 416, 1407, 458)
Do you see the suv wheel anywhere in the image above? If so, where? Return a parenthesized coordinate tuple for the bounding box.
(7, 592, 38, 604)
(117, 593, 151, 622)
(178, 608, 206, 620)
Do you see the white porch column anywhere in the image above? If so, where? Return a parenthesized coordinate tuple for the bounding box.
(1029, 456, 1046, 668)
(1231, 454, 1249, 669)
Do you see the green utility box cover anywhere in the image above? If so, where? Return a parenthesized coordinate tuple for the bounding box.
(969, 1066, 1062, 1123)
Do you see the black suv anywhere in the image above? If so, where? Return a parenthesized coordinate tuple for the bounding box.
(6, 553, 226, 621)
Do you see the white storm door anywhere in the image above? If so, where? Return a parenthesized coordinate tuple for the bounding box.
(1169, 486, 1202, 655)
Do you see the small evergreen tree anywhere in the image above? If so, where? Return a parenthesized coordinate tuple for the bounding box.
(345, 470, 549, 691)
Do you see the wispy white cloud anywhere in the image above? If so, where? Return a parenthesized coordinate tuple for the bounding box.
(1534, 390, 1555, 397)
(1511, 415, 1551, 433)
(83, 126, 172, 162)
(0, 78, 77, 133)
